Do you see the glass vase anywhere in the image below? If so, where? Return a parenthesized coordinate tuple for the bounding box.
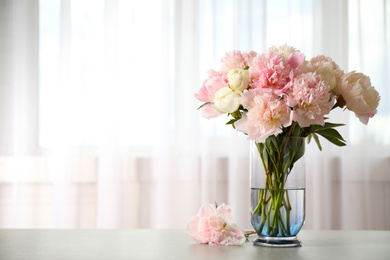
(250, 136, 306, 247)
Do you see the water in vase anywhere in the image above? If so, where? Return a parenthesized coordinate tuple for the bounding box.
(251, 188, 305, 237)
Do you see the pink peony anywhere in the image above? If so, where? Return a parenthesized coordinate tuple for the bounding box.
(235, 89, 292, 142)
(195, 70, 228, 102)
(249, 52, 292, 93)
(187, 204, 246, 246)
(220, 50, 257, 72)
(287, 52, 305, 70)
(339, 71, 380, 124)
(194, 70, 228, 118)
(286, 73, 332, 127)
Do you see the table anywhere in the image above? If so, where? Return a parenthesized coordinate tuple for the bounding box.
(0, 230, 389, 260)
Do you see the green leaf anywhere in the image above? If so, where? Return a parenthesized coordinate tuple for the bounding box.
(292, 123, 303, 136)
(317, 135, 347, 147)
(293, 139, 305, 162)
(197, 102, 211, 110)
(312, 133, 322, 151)
(316, 128, 346, 141)
(316, 128, 347, 147)
(310, 122, 345, 133)
(307, 134, 312, 144)
(226, 118, 241, 129)
(265, 138, 275, 158)
(270, 136, 280, 154)
(226, 119, 236, 125)
(323, 122, 345, 128)
(244, 66, 250, 70)
(259, 143, 269, 171)
(283, 149, 292, 165)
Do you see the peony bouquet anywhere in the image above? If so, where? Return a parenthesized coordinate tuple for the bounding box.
(195, 45, 380, 135)
(195, 44, 380, 239)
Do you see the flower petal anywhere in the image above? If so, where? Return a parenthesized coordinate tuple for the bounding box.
(198, 204, 216, 218)
(220, 224, 246, 246)
(288, 52, 305, 69)
(216, 203, 233, 223)
(186, 216, 201, 243)
(201, 104, 222, 119)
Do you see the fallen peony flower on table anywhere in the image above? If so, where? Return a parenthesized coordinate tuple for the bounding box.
(187, 203, 246, 246)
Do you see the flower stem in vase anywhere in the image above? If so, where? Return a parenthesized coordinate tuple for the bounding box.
(283, 192, 292, 236)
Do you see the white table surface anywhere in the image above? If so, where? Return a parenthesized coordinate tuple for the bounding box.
(0, 229, 389, 260)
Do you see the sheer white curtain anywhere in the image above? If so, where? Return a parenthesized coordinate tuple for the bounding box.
(0, 0, 389, 230)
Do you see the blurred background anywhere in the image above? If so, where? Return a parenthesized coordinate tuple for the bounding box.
(0, 0, 389, 230)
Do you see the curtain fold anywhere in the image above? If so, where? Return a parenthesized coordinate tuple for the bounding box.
(0, 0, 389, 230)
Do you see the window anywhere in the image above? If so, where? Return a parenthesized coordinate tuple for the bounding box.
(39, 0, 169, 148)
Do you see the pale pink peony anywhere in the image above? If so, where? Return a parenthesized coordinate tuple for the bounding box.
(286, 73, 332, 127)
(194, 70, 227, 118)
(267, 44, 305, 70)
(309, 55, 343, 74)
(194, 70, 228, 102)
(339, 71, 380, 124)
(220, 50, 257, 72)
(187, 204, 246, 246)
(268, 44, 299, 59)
(249, 52, 292, 93)
(235, 89, 292, 142)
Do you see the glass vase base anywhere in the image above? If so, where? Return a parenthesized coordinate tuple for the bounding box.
(253, 236, 302, 247)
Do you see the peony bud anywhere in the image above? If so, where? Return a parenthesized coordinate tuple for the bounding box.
(214, 87, 241, 114)
(227, 68, 251, 92)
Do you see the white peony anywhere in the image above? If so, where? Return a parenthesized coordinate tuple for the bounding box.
(308, 55, 344, 95)
(315, 67, 337, 92)
(339, 71, 380, 124)
(227, 68, 251, 92)
(213, 87, 241, 114)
